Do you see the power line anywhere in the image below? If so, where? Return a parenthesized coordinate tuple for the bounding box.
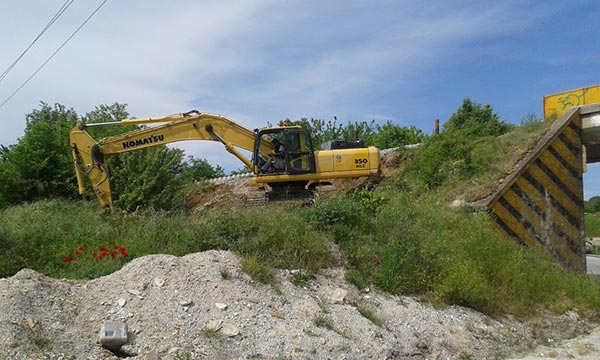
(0, 0, 75, 84)
(0, 0, 109, 109)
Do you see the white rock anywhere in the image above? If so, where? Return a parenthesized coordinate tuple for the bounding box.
(153, 278, 165, 288)
(206, 319, 223, 331)
(331, 288, 348, 304)
(215, 302, 228, 310)
(117, 298, 127, 307)
(221, 324, 240, 337)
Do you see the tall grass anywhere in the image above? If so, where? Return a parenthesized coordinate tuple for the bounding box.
(0, 199, 332, 279)
(309, 192, 600, 316)
(586, 213, 600, 237)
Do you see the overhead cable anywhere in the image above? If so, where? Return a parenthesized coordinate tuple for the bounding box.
(0, 0, 109, 109)
(0, 0, 75, 84)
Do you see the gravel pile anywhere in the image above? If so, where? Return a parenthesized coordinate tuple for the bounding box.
(0, 250, 594, 359)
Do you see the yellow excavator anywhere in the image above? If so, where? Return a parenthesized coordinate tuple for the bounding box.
(70, 110, 381, 211)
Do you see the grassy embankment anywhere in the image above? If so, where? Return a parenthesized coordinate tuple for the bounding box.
(1, 119, 599, 318)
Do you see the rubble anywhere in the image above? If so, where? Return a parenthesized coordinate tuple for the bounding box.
(0, 251, 595, 359)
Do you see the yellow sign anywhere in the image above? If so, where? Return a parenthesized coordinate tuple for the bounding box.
(544, 85, 600, 119)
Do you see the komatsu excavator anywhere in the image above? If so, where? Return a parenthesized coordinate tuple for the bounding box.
(70, 110, 380, 211)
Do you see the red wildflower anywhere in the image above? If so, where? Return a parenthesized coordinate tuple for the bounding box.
(63, 257, 74, 263)
(110, 251, 118, 259)
(119, 247, 128, 257)
(98, 253, 106, 260)
(113, 245, 120, 250)
(79, 247, 85, 252)
(100, 247, 109, 253)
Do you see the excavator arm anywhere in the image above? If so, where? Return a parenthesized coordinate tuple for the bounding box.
(70, 110, 271, 211)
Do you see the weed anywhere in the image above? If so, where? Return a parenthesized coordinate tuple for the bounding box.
(175, 353, 193, 360)
(357, 303, 384, 328)
(220, 268, 230, 280)
(201, 328, 219, 338)
(336, 329, 352, 339)
(25, 322, 50, 350)
(240, 256, 275, 285)
(314, 313, 334, 330)
(458, 353, 474, 360)
(290, 270, 314, 287)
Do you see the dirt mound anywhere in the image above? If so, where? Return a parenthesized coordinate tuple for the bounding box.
(188, 150, 402, 212)
(0, 250, 593, 359)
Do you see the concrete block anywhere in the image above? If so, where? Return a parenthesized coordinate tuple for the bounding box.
(99, 322, 128, 350)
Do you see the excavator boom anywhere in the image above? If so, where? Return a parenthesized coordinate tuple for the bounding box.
(70, 111, 265, 211)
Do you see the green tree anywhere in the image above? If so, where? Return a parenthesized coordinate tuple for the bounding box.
(109, 147, 188, 211)
(0, 102, 79, 205)
(278, 117, 377, 149)
(443, 98, 511, 137)
(182, 157, 225, 181)
(372, 121, 425, 149)
(82, 103, 131, 138)
(0, 156, 25, 208)
(82, 104, 193, 211)
(0, 102, 204, 211)
(586, 196, 600, 213)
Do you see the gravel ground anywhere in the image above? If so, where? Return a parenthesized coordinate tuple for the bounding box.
(0, 250, 596, 359)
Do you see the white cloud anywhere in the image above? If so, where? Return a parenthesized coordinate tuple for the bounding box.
(0, 0, 597, 193)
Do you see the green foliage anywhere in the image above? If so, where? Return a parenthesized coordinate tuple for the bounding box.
(406, 101, 547, 196)
(372, 121, 425, 149)
(0, 159, 25, 208)
(278, 117, 422, 150)
(82, 103, 131, 137)
(410, 98, 509, 191)
(586, 213, 600, 237)
(0, 103, 79, 205)
(290, 270, 315, 287)
(585, 196, 600, 213)
(229, 167, 252, 176)
(308, 189, 387, 229)
(0, 199, 332, 278)
(109, 147, 187, 211)
(207, 208, 332, 273)
(279, 117, 375, 149)
(409, 135, 476, 190)
(356, 303, 384, 327)
(83, 104, 196, 212)
(443, 98, 511, 137)
(219, 268, 230, 280)
(182, 157, 225, 181)
(334, 194, 600, 316)
(240, 256, 275, 285)
(520, 112, 543, 125)
(0, 102, 225, 212)
(313, 313, 335, 330)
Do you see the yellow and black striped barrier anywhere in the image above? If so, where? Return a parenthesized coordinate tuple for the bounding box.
(483, 107, 586, 271)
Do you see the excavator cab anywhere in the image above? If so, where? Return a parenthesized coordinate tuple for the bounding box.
(254, 128, 316, 175)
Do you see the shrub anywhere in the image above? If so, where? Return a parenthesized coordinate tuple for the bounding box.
(240, 256, 275, 285)
(443, 98, 511, 138)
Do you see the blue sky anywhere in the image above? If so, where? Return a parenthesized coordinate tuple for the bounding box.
(0, 1, 599, 198)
